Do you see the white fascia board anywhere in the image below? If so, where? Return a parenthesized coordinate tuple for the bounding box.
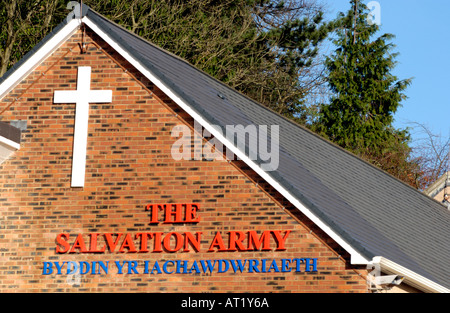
(83, 17, 370, 265)
(0, 136, 20, 151)
(372, 256, 450, 293)
(0, 19, 81, 101)
(0, 136, 20, 166)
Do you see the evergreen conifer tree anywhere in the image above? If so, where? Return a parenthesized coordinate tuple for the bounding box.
(314, 0, 419, 186)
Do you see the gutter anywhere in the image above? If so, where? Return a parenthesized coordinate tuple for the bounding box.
(371, 256, 450, 293)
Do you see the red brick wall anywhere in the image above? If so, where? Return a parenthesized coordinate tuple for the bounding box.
(0, 29, 368, 293)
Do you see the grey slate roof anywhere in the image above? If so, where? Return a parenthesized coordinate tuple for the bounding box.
(1, 6, 449, 290)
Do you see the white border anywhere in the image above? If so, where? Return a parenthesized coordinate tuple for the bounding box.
(0, 14, 447, 293)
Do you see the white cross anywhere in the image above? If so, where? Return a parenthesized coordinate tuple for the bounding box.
(54, 66, 112, 187)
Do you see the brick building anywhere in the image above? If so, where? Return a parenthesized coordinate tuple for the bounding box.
(0, 6, 448, 293)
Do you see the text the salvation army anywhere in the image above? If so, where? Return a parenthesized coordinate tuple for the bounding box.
(54, 203, 292, 254)
(55, 230, 291, 254)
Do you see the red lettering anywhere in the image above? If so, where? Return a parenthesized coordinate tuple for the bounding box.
(272, 230, 291, 250)
(208, 232, 228, 252)
(119, 233, 137, 253)
(163, 232, 183, 252)
(152, 232, 163, 252)
(56, 233, 70, 254)
(247, 230, 272, 251)
(136, 233, 152, 253)
(183, 232, 202, 252)
(70, 234, 88, 253)
(164, 204, 184, 223)
(104, 233, 123, 252)
(54, 228, 289, 254)
(89, 233, 106, 253)
(146, 203, 201, 224)
(146, 204, 164, 224)
(185, 204, 200, 223)
(228, 231, 247, 251)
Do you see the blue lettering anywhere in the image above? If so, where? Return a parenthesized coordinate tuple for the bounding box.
(293, 258, 304, 272)
(305, 258, 318, 272)
(41, 257, 317, 276)
(80, 261, 90, 275)
(190, 261, 201, 274)
(67, 261, 79, 275)
(96, 261, 109, 274)
(144, 261, 150, 274)
(176, 260, 189, 274)
(230, 259, 247, 273)
(42, 262, 53, 275)
(163, 261, 175, 274)
(268, 259, 280, 272)
(200, 260, 216, 274)
(54, 262, 66, 275)
(261, 259, 268, 273)
(128, 261, 139, 274)
(217, 260, 229, 273)
(248, 259, 260, 273)
(115, 261, 126, 274)
(281, 259, 292, 272)
(151, 261, 162, 274)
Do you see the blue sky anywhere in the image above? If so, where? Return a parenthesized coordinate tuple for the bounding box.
(323, 0, 450, 145)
